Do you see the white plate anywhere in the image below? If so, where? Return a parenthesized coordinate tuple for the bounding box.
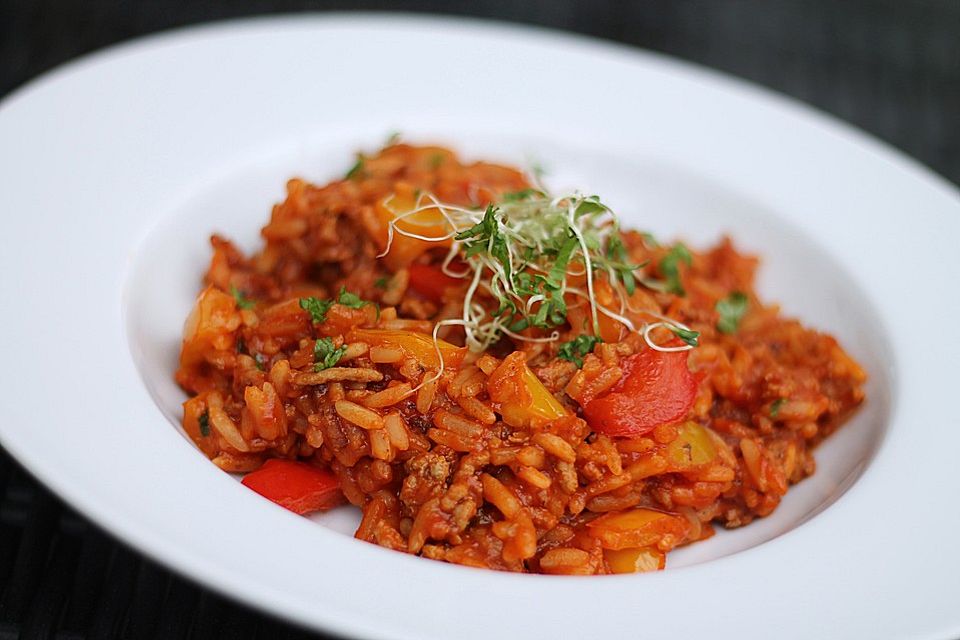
(1, 14, 959, 640)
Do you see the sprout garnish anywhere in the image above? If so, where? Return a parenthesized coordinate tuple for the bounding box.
(378, 189, 697, 359)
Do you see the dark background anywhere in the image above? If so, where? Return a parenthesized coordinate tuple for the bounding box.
(1, 1, 958, 639)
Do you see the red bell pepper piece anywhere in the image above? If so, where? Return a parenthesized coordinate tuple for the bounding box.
(241, 459, 342, 515)
(583, 348, 698, 437)
(407, 263, 462, 303)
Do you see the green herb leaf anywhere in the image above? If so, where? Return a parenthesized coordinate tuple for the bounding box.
(512, 272, 537, 297)
(456, 206, 515, 277)
(575, 196, 606, 218)
(716, 291, 749, 334)
(490, 233, 512, 277)
(546, 290, 567, 326)
(532, 301, 550, 328)
(511, 267, 569, 331)
(547, 235, 579, 288)
(493, 297, 516, 318)
(429, 153, 445, 169)
(385, 131, 401, 145)
(622, 270, 637, 295)
(581, 230, 601, 251)
(198, 410, 210, 437)
(670, 326, 700, 347)
(300, 288, 371, 323)
(659, 243, 693, 295)
(509, 317, 530, 332)
(313, 337, 347, 372)
(345, 156, 364, 180)
(463, 243, 486, 258)
(604, 232, 644, 295)
(230, 285, 256, 310)
(641, 232, 659, 248)
(606, 232, 626, 262)
(455, 205, 499, 242)
(336, 286, 367, 309)
(300, 297, 334, 324)
(374, 277, 389, 289)
(770, 397, 786, 418)
(558, 335, 603, 368)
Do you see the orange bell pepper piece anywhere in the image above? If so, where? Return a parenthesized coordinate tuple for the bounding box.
(375, 191, 451, 271)
(587, 507, 690, 551)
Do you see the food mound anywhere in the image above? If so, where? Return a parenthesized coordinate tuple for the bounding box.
(175, 143, 866, 574)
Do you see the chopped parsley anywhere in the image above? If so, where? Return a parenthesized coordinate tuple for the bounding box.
(385, 131, 401, 145)
(658, 243, 693, 296)
(770, 398, 786, 418)
(300, 296, 334, 324)
(670, 325, 700, 347)
(374, 276, 389, 289)
(429, 153, 445, 169)
(300, 287, 374, 324)
(313, 337, 347, 372)
(198, 410, 210, 437)
(230, 285, 256, 310)
(345, 156, 364, 180)
(641, 232, 659, 248)
(716, 291, 749, 334)
(336, 286, 368, 309)
(558, 335, 602, 368)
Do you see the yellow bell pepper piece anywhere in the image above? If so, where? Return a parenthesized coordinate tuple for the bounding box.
(666, 422, 717, 470)
(349, 328, 465, 370)
(488, 352, 568, 427)
(604, 547, 666, 573)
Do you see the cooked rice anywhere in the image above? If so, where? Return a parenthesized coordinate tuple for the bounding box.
(175, 143, 866, 574)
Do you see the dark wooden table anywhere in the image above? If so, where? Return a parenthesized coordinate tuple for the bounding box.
(1, 2, 957, 638)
